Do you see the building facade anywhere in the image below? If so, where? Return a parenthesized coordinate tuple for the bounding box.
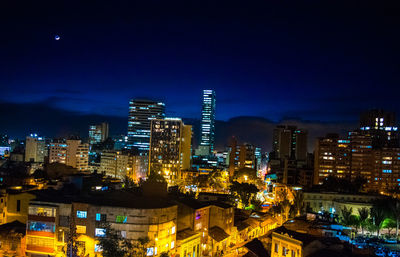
(25, 134, 47, 163)
(272, 125, 307, 161)
(26, 192, 178, 257)
(314, 132, 400, 192)
(313, 134, 351, 185)
(127, 99, 165, 153)
(360, 109, 399, 148)
(303, 191, 381, 216)
(148, 118, 192, 184)
(88, 122, 109, 145)
(228, 138, 258, 177)
(196, 90, 216, 156)
(49, 140, 89, 171)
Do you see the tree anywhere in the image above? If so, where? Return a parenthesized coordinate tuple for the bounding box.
(66, 206, 78, 257)
(45, 163, 78, 179)
(280, 199, 291, 222)
(122, 175, 137, 189)
(233, 168, 258, 182)
(229, 181, 259, 208)
(370, 200, 387, 236)
(318, 175, 366, 193)
(340, 206, 353, 227)
(129, 237, 150, 257)
(98, 223, 127, 257)
(147, 171, 167, 183)
(292, 191, 304, 216)
(208, 170, 228, 192)
(250, 199, 263, 211)
(383, 218, 397, 237)
(358, 207, 369, 235)
(388, 198, 400, 238)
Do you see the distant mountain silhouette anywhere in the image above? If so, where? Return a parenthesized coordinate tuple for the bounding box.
(0, 101, 356, 152)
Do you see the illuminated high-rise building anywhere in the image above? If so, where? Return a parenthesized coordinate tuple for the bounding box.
(149, 118, 192, 184)
(313, 134, 351, 185)
(127, 99, 165, 154)
(272, 125, 307, 161)
(196, 90, 216, 156)
(359, 109, 399, 148)
(25, 134, 47, 163)
(228, 137, 258, 177)
(88, 122, 109, 145)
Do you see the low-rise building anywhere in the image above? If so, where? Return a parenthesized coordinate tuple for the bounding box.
(0, 220, 26, 256)
(26, 190, 178, 257)
(0, 190, 35, 225)
(176, 229, 202, 257)
(303, 191, 381, 215)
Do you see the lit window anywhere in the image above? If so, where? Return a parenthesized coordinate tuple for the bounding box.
(171, 241, 175, 249)
(76, 225, 86, 234)
(77, 211, 87, 218)
(171, 226, 176, 234)
(95, 228, 106, 237)
(96, 213, 101, 221)
(146, 248, 154, 256)
(116, 215, 127, 223)
(95, 244, 103, 252)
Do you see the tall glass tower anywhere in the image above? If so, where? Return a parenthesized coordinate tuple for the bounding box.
(197, 90, 216, 156)
(127, 99, 165, 154)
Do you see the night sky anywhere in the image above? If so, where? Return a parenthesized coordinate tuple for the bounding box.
(1, 1, 400, 148)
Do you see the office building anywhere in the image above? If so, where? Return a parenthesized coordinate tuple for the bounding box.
(148, 118, 192, 184)
(24, 134, 47, 163)
(359, 109, 399, 148)
(314, 132, 400, 193)
(88, 122, 109, 145)
(272, 125, 308, 161)
(196, 90, 216, 156)
(100, 150, 129, 179)
(49, 139, 89, 171)
(48, 142, 68, 164)
(313, 134, 351, 185)
(228, 137, 258, 177)
(127, 99, 165, 153)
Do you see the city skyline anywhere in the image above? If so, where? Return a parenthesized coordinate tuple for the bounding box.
(2, 2, 400, 256)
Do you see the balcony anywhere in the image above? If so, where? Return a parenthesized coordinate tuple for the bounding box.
(26, 244, 54, 254)
(28, 215, 56, 223)
(27, 230, 55, 238)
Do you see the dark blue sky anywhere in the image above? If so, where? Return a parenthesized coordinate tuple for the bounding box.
(2, 1, 400, 123)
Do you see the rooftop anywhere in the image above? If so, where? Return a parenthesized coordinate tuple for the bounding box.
(32, 189, 177, 209)
(209, 226, 230, 242)
(176, 229, 200, 241)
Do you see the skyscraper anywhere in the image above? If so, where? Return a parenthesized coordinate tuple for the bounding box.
(272, 125, 307, 160)
(196, 90, 216, 156)
(148, 118, 192, 185)
(313, 134, 351, 185)
(127, 99, 165, 154)
(359, 109, 399, 148)
(88, 122, 109, 145)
